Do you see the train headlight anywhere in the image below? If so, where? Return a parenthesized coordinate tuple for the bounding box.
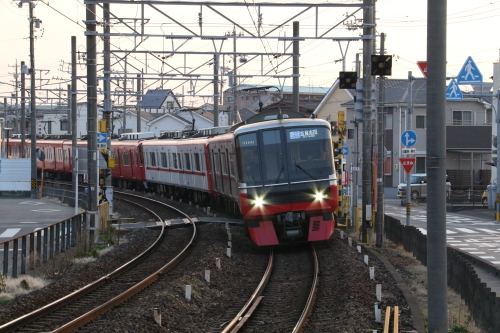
(253, 197, 265, 207)
(314, 191, 328, 201)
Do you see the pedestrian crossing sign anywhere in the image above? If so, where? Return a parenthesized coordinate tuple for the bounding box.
(457, 56, 483, 85)
(446, 79, 463, 101)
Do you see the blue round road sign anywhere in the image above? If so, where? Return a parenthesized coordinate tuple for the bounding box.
(401, 130, 417, 147)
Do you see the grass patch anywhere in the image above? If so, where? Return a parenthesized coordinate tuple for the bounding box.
(0, 275, 48, 301)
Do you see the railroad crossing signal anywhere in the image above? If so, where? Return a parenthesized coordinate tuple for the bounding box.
(339, 71, 357, 89)
(399, 158, 416, 175)
(371, 55, 392, 76)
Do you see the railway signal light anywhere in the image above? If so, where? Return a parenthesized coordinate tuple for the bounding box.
(371, 55, 392, 76)
(339, 71, 357, 89)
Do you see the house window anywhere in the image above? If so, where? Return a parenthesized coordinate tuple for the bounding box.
(416, 115, 426, 129)
(452, 110, 472, 125)
(228, 96, 234, 104)
(60, 120, 68, 131)
(166, 101, 174, 110)
(347, 129, 354, 139)
(385, 114, 393, 129)
(416, 157, 426, 173)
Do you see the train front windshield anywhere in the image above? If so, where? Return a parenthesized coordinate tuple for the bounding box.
(236, 126, 334, 185)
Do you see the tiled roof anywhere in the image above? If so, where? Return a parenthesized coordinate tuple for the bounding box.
(141, 89, 172, 108)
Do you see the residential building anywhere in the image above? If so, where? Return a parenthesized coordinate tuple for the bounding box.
(313, 78, 493, 190)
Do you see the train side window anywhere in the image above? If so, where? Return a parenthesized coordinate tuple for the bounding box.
(122, 152, 130, 166)
(227, 149, 233, 176)
(172, 153, 178, 169)
(214, 152, 220, 174)
(221, 152, 227, 175)
(177, 153, 182, 169)
(149, 152, 157, 167)
(184, 153, 191, 171)
(193, 153, 201, 172)
(160, 152, 167, 168)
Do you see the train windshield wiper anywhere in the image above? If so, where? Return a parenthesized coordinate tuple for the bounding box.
(295, 163, 316, 180)
(275, 166, 284, 183)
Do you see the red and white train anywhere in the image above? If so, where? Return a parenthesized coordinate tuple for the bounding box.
(7, 110, 338, 246)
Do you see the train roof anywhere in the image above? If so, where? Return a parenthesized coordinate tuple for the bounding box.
(232, 110, 330, 134)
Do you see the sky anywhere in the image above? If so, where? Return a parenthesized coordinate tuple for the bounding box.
(1, 0, 499, 107)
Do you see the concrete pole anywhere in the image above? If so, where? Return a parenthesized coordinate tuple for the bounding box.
(352, 53, 362, 232)
(67, 84, 71, 134)
(375, 33, 385, 248)
(103, 4, 114, 216)
(496, 91, 500, 221)
(136, 74, 141, 132)
(71, 36, 78, 215)
(86, 2, 99, 242)
(292, 21, 299, 113)
(406, 71, 414, 226)
(232, 29, 237, 125)
(20, 61, 26, 158)
(214, 54, 219, 127)
(426, 0, 448, 331)
(361, 0, 375, 243)
(29, 3, 37, 199)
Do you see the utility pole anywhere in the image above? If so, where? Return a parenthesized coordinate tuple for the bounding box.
(352, 53, 362, 232)
(8, 62, 20, 133)
(426, 0, 448, 331)
(232, 29, 237, 124)
(136, 74, 141, 132)
(20, 61, 26, 158)
(71, 36, 78, 216)
(86, 2, 99, 243)
(213, 53, 219, 127)
(103, 3, 114, 215)
(292, 21, 299, 113)
(375, 33, 386, 248)
(28, 1, 37, 199)
(123, 57, 128, 131)
(361, 0, 375, 243)
(405, 72, 414, 226)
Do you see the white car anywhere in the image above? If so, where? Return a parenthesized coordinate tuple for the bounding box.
(397, 173, 451, 200)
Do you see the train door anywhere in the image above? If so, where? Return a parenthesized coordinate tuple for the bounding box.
(211, 149, 220, 193)
(138, 144, 145, 180)
(224, 147, 232, 196)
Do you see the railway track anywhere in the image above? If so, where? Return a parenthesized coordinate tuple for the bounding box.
(0, 191, 197, 333)
(218, 244, 318, 333)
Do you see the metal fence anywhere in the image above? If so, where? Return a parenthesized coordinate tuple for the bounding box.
(1, 212, 87, 278)
(41, 186, 89, 210)
(447, 189, 485, 211)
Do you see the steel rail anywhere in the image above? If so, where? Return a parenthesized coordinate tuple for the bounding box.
(0, 192, 194, 333)
(292, 244, 319, 333)
(221, 248, 274, 333)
